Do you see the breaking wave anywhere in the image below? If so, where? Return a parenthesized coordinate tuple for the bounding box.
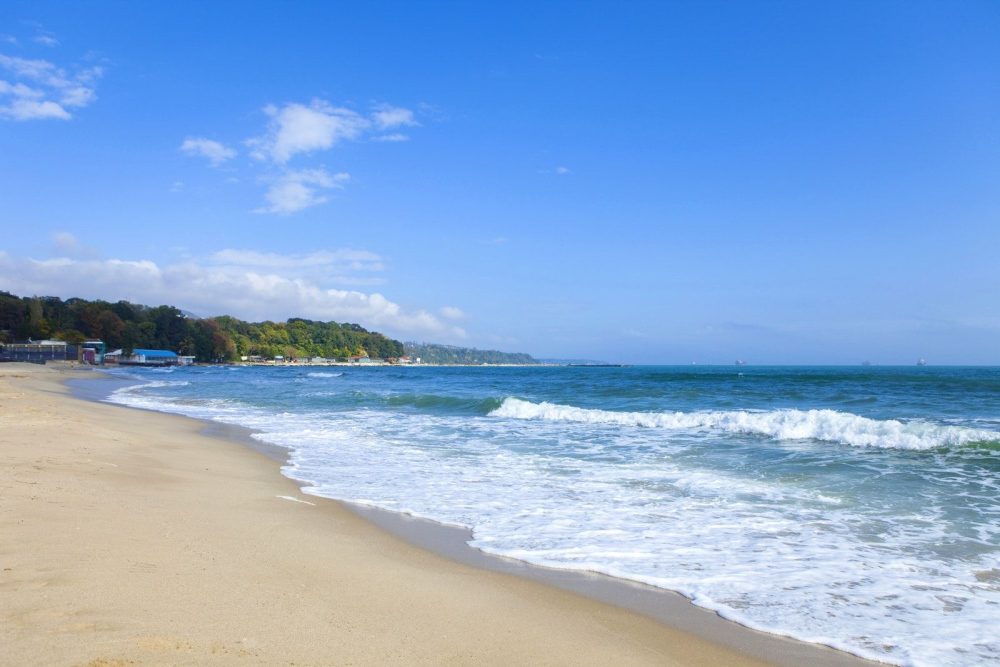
(489, 398, 1000, 450)
(114, 379, 190, 392)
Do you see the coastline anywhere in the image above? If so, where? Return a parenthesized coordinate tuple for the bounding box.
(3, 363, 874, 666)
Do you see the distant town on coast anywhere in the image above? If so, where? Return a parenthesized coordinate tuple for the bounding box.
(0, 291, 539, 367)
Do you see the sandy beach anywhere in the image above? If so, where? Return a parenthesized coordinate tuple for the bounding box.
(0, 363, 869, 666)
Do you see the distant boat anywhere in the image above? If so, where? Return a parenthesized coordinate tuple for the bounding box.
(917, 358, 927, 366)
(735, 359, 747, 366)
(861, 361, 872, 367)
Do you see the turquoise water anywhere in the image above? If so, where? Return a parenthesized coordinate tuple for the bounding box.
(108, 365, 1000, 666)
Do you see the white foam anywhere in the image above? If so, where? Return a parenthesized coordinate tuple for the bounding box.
(307, 371, 344, 378)
(274, 410, 1000, 667)
(489, 398, 1000, 450)
(108, 381, 241, 421)
(113, 379, 190, 393)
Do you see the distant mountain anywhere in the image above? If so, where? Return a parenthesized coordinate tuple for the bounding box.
(537, 358, 610, 366)
(404, 342, 538, 365)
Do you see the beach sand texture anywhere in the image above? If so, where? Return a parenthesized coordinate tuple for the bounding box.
(0, 363, 845, 666)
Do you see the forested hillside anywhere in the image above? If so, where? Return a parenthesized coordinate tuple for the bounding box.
(214, 315, 402, 360)
(403, 342, 538, 365)
(0, 292, 403, 362)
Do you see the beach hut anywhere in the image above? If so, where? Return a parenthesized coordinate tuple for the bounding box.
(82, 340, 106, 364)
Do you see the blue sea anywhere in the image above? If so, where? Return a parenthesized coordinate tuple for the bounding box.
(105, 364, 1000, 666)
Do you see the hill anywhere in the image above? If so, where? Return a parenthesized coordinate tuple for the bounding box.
(403, 342, 538, 365)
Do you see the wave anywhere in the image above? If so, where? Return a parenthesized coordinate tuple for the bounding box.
(489, 398, 1000, 450)
(384, 393, 503, 414)
(114, 379, 191, 392)
(307, 371, 344, 378)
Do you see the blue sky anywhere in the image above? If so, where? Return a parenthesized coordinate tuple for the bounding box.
(1, 1, 998, 364)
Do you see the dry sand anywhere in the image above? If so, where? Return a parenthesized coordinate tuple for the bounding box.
(0, 363, 866, 666)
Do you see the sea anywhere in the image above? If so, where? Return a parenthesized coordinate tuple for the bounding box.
(103, 364, 1000, 666)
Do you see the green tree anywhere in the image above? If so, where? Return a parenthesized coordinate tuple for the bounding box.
(55, 329, 86, 344)
(26, 298, 50, 339)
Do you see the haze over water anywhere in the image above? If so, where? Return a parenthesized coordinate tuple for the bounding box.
(109, 364, 1000, 666)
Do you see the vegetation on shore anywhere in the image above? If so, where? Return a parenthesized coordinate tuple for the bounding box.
(0, 292, 403, 362)
(403, 342, 538, 365)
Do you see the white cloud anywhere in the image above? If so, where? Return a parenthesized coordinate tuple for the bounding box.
(245, 99, 421, 163)
(51, 231, 81, 254)
(21, 22, 58, 47)
(0, 96, 70, 120)
(192, 98, 419, 213)
(440, 306, 465, 320)
(49, 231, 98, 258)
(255, 168, 350, 215)
(248, 100, 371, 164)
(369, 105, 418, 142)
(0, 54, 103, 121)
(1, 55, 55, 80)
(0, 81, 39, 98)
(371, 104, 418, 130)
(210, 248, 384, 273)
(210, 248, 386, 287)
(180, 137, 237, 166)
(554, 166, 571, 175)
(0, 249, 465, 340)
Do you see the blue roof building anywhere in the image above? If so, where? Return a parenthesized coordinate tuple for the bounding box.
(131, 349, 178, 359)
(119, 349, 179, 366)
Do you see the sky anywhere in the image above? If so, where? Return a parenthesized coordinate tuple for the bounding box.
(1, 1, 999, 364)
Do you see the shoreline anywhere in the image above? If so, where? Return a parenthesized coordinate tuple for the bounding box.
(79, 367, 879, 666)
(4, 363, 874, 665)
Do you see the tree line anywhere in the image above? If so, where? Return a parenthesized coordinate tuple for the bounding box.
(403, 342, 537, 365)
(0, 292, 404, 363)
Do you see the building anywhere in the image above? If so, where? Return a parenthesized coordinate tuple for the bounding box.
(349, 355, 375, 364)
(0, 340, 81, 364)
(81, 340, 106, 365)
